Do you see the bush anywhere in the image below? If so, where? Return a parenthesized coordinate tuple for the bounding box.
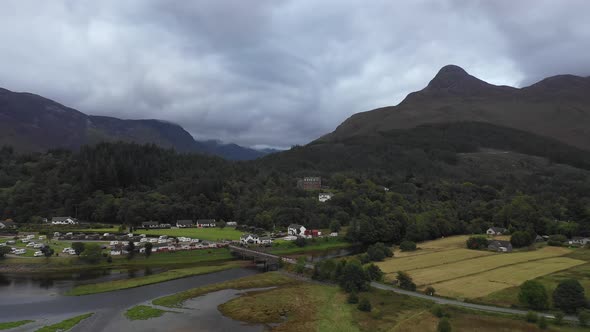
(365, 264, 384, 281)
(425, 286, 436, 296)
(553, 279, 586, 313)
(358, 298, 372, 312)
(397, 271, 416, 291)
(538, 316, 548, 330)
(518, 280, 549, 310)
(579, 310, 590, 327)
(358, 253, 370, 264)
(71, 242, 85, 255)
(294, 237, 307, 247)
(511, 231, 534, 248)
(431, 304, 449, 318)
(400, 241, 417, 252)
(526, 311, 538, 323)
(554, 312, 564, 325)
(466, 236, 488, 250)
(339, 260, 370, 293)
(437, 317, 452, 332)
(347, 292, 359, 304)
(366, 242, 393, 262)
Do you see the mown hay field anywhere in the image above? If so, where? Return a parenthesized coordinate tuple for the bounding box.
(379, 236, 582, 300)
(432, 256, 585, 298)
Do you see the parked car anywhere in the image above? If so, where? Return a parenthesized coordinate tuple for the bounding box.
(13, 249, 26, 255)
(62, 247, 73, 253)
(34, 243, 44, 249)
(34, 251, 44, 257)
(26, 242, 36, 247)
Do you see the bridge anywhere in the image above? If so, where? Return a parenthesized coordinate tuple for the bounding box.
(228, 245, 313, 271)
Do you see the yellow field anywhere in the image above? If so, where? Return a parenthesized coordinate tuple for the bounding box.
(377, 248, 494, 273)
(433, 257, 585, 298)
(378, 236, 582, 300)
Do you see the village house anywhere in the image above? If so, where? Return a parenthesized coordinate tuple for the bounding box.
(196, 219, 216, 228)
(176, 220, 194, 228)
(0, 219, 16, 229)
(318, 193, 332, 202)
(486, 227, 508, 236)
(260, 237, 273, 246)
(304, 229, 322, 238)
(141, 221, 160, 229)
(298, 176, 322, 190)
(488, 240, 513, 252)
(240, 234, 260, 245)
(568, 237, 590, 246)
(51, 217, 78, 225)
(288, 224, 307, 237)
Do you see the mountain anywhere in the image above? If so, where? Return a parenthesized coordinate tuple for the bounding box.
(322, 65, 590, 150)
(0, 87, 268, 160)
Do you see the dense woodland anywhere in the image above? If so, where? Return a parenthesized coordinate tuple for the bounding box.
(1, 122, 590, 243)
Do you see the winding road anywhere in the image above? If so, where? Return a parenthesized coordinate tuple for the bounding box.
(370, 281, 578, 323)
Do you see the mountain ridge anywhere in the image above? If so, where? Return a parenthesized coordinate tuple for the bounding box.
(0, 87, 270, 160)
(323, 65, 590, 150)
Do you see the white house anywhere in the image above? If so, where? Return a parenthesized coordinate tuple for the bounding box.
(288, 224, 307, 237)
(226, 221, 238, 227)
(176, 220, 194, 228)
(486, 227, 508, 236)
(51, 217, 78, 225)
(318, 193, 333, 203)
(260, 237, 273, 246)
(569, 237, 590, 246)
(0, 220, 16, 229)
(196, 219, 216, 228)
(240, 234, 260, 245)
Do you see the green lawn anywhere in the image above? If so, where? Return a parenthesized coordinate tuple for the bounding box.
(66, 261, 244, 295)
(125, 305, 173, 320)
(35, 313, 93, 332)
(135, 227, 242, 241)
(0, 320, 34, 330)
(152, 272, 296, 308)
(270, 237, 351, 255)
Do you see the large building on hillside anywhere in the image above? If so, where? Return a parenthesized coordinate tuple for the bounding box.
(298, 176, 321, 190)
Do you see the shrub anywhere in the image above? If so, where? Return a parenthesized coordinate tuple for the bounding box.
(397, 271, 416, 291)
(366, 242, 393, 262)
(511, 231, 534, 248)
(425, 286, 436, 296)
(294, 237, 307, 247)
(466, 236, 488, 250)
(71, 242, 85, 255)
(400, 241, 417, 252)
(358, 253, 370, 264)
(347, 292, 359, 304)
(554, 312, 564, 325)
(358, 298, 371, 312)
(553, 279, 586, 313)
(365, 264, 384, 281)
(579, 310, 590, 327)
(431, 304, 449, 318)
(339, 260, 370, 293)
(538, 316, 548, 330)
(518, 280, 549, 310)
(437, 317, 452, 332)
(526, 311, 538, 323)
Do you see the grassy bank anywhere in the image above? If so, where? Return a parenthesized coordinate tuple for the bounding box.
(125, 305, 173, 320)
(0, 320, 34, 330)
(35, 313, 93, 332)
(152, 272, 296, 308)
(66, 261, 244, 295)
(1, 247, 233, 273)
(270, 237, 351, 255)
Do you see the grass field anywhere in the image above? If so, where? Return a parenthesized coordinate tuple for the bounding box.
(66, 261, 244, 295)
(376, 236, 581, 299)
(125, 305, 173, 320)
(135, 227, 242, 241)
(0, 320, 34, 330)
(152, 272, 296, 308)
(35, 313, 93, 332)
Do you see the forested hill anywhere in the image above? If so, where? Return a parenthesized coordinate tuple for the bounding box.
(2, 119, 590, 244)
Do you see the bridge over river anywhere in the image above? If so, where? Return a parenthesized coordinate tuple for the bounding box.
(228, 245, 314, 271)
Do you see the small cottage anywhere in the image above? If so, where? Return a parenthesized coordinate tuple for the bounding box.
(486, 227, 508, 236)
(288, 224, 307, 237)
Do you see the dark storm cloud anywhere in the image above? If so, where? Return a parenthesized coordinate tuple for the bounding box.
(0, 1, 589, 148)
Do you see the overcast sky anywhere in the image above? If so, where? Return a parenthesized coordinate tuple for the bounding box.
(1, 1, 589, 148)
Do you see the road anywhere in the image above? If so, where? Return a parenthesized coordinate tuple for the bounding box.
(370, 281, 578, 323)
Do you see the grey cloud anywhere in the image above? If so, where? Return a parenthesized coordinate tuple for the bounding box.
(0, 0, 589, 148)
